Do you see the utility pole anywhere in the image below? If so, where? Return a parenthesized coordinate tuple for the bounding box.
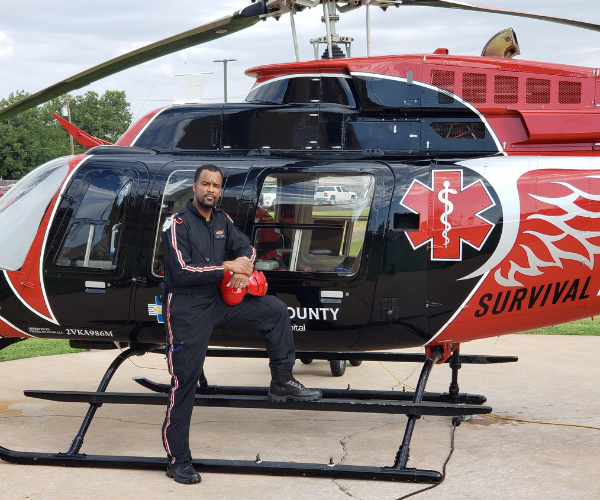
(60, 96, 75, 155)
(213, 59, 236, 103)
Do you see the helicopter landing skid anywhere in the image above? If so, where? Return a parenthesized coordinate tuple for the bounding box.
(0, 344, 513, 483)
(132, 376, 489, 405)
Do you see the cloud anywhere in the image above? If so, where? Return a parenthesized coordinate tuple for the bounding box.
(0, 0, 599, 118)
(0, 31, 13, 58)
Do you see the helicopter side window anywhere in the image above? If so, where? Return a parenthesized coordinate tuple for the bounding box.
(151, 169, 233, 277)
(245, 79, 289, 104)
(320, 77, 356, 107)
(55, 174, 132, 271)
(352, 75, 421, 111)
(283, 77, 320, 104)
(254, 173, 374, 275)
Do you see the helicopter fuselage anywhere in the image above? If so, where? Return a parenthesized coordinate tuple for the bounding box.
(1, 54, 599, 351)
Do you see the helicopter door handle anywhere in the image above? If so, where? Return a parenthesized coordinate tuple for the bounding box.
(320, 290, 344, 304)
(85, 281, 106, 294)
(426, 301, 442, 308)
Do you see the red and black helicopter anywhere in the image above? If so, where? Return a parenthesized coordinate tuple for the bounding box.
(0, 0, 599, 485)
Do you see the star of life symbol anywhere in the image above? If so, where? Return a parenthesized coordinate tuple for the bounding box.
(148, 297, 164, 323)
(400, 170, 496, 261)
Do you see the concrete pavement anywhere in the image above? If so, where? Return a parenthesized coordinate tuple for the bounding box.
(0, 334, 599, 500)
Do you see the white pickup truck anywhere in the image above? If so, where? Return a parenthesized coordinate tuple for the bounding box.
(314, 186, 357, 205)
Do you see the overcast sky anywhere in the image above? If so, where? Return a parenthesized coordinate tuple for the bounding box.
(1, 1, 599, 120)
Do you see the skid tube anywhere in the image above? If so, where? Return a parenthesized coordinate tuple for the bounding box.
(0, 343, 510, 483)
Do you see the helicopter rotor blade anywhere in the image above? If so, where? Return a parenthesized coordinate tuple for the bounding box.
(374, 1, 600, 33)
(0, 2, 267, 121)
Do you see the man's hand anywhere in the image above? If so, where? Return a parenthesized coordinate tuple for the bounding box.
(227, 272, 249, 289)
(224, 257, 254, 277)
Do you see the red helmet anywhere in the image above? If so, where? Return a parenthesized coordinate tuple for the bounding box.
(220, 270, 268, 306)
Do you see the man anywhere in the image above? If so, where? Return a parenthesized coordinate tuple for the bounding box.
(161, 164, 321, 484)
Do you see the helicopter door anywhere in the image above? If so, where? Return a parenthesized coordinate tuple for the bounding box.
(226, 161, 394, 350)
(38, 161, 148, 331)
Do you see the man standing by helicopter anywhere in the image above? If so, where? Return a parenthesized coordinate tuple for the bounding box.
(160, 164, 321, 484)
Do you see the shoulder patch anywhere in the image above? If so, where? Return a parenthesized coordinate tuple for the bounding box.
(162, 214, 180, 232)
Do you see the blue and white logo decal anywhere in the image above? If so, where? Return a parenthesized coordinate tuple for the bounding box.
(148, 297, 164, 323)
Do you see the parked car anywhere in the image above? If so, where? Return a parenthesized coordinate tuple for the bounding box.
(314, 186, 357, 205)
(259, 185, 277, 207)
(0, 186, 12, 198)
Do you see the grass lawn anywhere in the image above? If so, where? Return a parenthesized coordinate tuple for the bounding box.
(0, 339, 86, 362)
(519, 317, 600, 336)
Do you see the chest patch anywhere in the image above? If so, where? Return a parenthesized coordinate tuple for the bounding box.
(215, 230, 225, 240)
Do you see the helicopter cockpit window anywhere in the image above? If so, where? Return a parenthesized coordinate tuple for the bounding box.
(55, 173, 132, 271)
(254, 173, 374, 275)
(0, 157, 70, 271)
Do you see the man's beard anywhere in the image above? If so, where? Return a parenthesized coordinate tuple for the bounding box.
(197, 193, 217, 208)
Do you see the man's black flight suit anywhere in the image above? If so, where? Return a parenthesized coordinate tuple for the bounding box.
(161, 200, 297, 465)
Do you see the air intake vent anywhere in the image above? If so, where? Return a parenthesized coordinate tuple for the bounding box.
(526, 78, 551, 104)
(494, 75, 519, 104)
(462, 73, 486, 103)
(558, 81, 582, 104)
(431, 70, 455, 104)
(430, 122, 485, 139)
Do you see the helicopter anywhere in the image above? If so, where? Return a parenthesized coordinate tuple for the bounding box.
(0, 0, 599, 485)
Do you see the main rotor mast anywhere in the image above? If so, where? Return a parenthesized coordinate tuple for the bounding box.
(263, 0, 365, 61)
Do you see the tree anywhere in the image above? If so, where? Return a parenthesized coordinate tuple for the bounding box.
(67, 90, 133, 143)
(0, 90, 132, 180)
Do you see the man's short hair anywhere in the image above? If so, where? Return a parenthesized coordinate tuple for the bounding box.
(194, 164, 223, 183)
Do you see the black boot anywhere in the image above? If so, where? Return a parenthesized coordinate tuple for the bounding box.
(267, 367, 322, 402)
(166, 462, 201, 484)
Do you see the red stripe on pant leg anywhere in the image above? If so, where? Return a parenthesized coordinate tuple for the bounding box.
(163, 293, 177, 462)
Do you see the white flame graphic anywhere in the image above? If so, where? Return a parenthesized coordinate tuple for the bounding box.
(495, 179, 600, 287)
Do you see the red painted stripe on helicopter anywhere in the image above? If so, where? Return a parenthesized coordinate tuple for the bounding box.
(171, 218, 224, 274)
(116, 108, 166, 147)
(0, 315, 32, 338)
(5, 155, 88, 325)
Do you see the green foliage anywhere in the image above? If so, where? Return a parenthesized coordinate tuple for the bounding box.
(520, 317, 600, 335)
(0, 339, 86, 362)
(0, 90, 132, 180)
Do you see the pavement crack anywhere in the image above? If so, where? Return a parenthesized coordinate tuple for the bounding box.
(332, 478, 365, 499)
(328, 422, 392, 499)
(338, 422, 392, 465)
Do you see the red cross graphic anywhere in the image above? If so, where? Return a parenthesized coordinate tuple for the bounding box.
(401, 170, 495, 260)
